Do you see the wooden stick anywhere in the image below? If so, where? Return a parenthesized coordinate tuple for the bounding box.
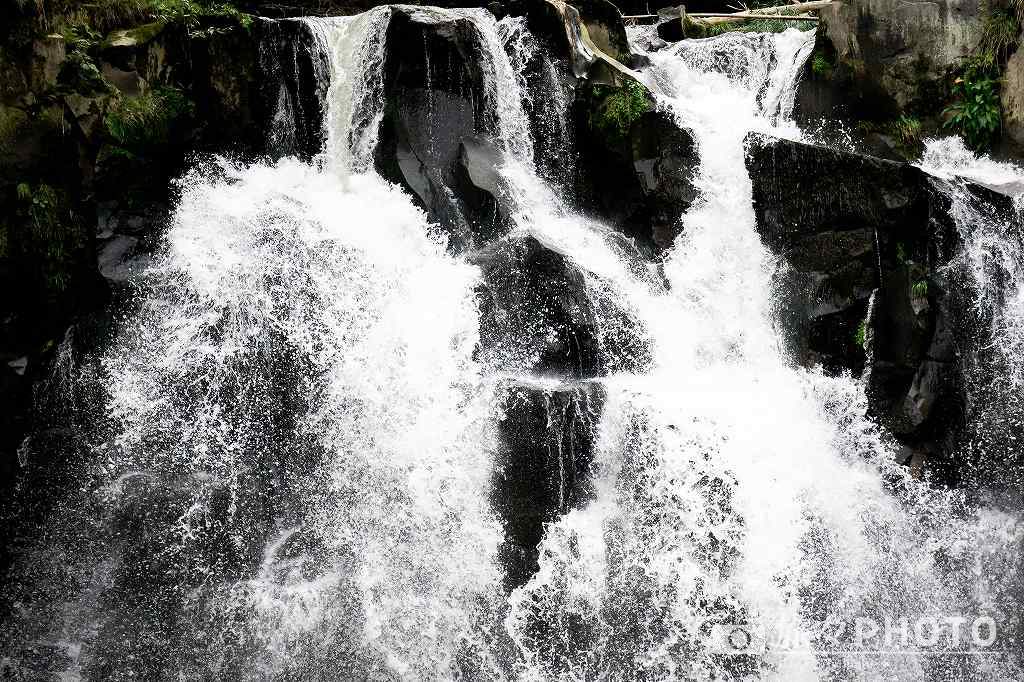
(691, 12, 818, 20)
(623, 0, 831, 20)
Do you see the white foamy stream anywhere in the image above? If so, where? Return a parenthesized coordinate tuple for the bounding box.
(8, 10, 1024, 682)
(496, 27, 1023, 681)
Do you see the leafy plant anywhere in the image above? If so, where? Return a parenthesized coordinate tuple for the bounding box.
(590, 80, 650, 142)
(105, 87, 195, 148)
(911, 279, 929, 299)
(943, 62, 1001, 151)
(150, 0, 252, 32)
(811, 52, 833, 79)
(60, 23, 108, 93)
(854, 317, 868, 350)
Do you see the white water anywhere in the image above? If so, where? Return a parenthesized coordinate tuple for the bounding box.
(920, 138, 1024, 392)
(7, 11, 1024, 682)
(17, 11, 507, 680)
(493, 28, 1023, 681)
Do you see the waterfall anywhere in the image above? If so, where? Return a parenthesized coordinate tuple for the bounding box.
(918, 138, 1024, 508)
(4, 12, 506, 680)
(3, 8, 1023, 682)
(494, 28, 1023, 681)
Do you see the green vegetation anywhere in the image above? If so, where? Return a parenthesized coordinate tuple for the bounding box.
(911, 279, 929, 299)
(60, 22, 108, 93)
(811, 52, 833, 79)
(39, 0, 251, 34)
(590, 80, 650, 143)
(148, 0, 253, 33)
(15, 182, 74, 294)
(854, 317, 868, 350)
(105, 86, 195, 149)
(705, 17, 814, 37)
(888, 114, 922, 146)
(978, 5, 1020, 68)
(943, 61, 1001, 151)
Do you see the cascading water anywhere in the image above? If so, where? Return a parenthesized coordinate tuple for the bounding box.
(3, 11, 507, 680)
(496, 28, 1024, 681)
(917, 138, 1024, 507)
(3, 8, 1023, 682)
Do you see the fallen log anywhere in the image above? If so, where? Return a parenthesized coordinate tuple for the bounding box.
(690, 12, 818, 20)
(624, 0, 831, 22)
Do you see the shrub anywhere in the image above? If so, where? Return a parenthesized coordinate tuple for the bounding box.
(590, 80, 650, 142)
(943, 62, 1001, 151)
(888, 115, 922, 146)
(105, 87, 195, 149)
(811, 52, 833, 79)
(854, 317, 868, 350)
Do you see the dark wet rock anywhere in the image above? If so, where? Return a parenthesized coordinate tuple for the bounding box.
(97, 235, 149, 284)
(491, 379, 604, 589)
(510, 0, 638, 81)
(744, 134, 991, 478)
(374, 7, 505, 250)
(575, 102, 698, 255)
(189, 21, 264, 154)
(795, 0, 982, 128)
(255, 18, 331, 161)
(471, 235, 649, 378)
(655, 7, 710, 43)
(571, 0, 632, 63)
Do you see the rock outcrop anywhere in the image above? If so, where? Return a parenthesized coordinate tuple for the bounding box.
(374, 7, 504, 250)
(746, 133, 1021, 484)
(492, 380, 604, 589)
(796, 0, 982, 126)
(0, 7, 274, 510)
(1002, 44, 1024, 148)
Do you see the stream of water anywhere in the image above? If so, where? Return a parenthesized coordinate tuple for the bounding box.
(2, 10, 1022, 682)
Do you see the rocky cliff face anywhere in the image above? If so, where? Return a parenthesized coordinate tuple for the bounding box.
(747, 134, 1020, 485)
(815, 0, 981, 114)
(0, 0, 698, 589)
(795, 0, 990, 157)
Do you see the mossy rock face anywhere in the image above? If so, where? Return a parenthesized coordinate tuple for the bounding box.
(0, 103, 74, 178)
(0, 106, 31, 158)
(587, 79, 651, 146)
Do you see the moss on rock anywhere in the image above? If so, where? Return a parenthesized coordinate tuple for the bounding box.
(588, 79, 650, 144)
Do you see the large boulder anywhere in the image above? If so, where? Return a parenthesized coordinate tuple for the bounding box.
(745, 134, 968, 479)
(574, 98, 699, 255)
(796, 0, 983, 123)
(374, 7, 505, 250)
(471, 235, 650, 379)
(491, 380, 605, 589)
